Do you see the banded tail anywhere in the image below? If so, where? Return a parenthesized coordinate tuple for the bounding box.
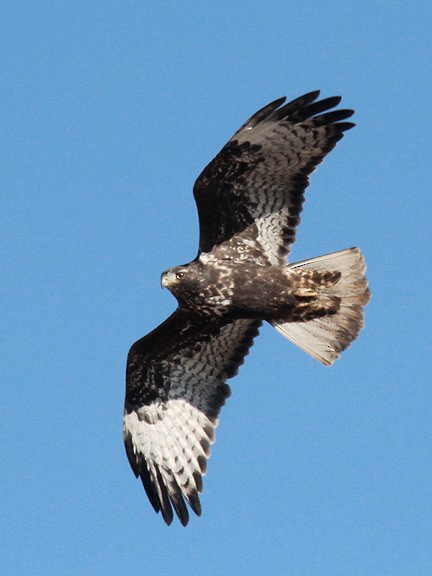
(271, 248, 370, 366)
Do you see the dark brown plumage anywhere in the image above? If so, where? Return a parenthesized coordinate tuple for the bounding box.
(124, 91, 370, 526)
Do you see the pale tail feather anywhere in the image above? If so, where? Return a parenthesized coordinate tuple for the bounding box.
(271, 247, 370, 366)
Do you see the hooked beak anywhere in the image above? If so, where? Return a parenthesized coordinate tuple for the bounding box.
(161, 271, 177, 289)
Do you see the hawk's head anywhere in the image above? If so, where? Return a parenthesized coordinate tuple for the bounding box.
(161, 260, 234, 316)
(161, 265, 191, 289)
(160, 263, 205, 305)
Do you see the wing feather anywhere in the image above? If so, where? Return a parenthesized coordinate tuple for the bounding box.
(193, 91, 354, 264)
(124, 309, 261, 526)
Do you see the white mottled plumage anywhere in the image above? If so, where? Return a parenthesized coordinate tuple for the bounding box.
(124, 398, 214, 509)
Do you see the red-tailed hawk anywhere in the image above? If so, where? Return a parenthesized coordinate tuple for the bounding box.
(124, 91, 370, 526)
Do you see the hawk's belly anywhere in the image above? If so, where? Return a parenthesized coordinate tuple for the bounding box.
(229, 268, 299, 319)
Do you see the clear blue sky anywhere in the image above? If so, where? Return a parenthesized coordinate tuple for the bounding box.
(2, 2, 431, 575)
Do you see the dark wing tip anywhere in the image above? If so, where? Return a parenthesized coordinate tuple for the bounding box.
(139, 467, 205, 526)
(130, 452, 203, 526)
(154, 468, 175, 526)
(267, 92, 355, 129)
(170, 482, 190, 527)
(233, 96, 287, 135)
(187, 490, 202, 517)
(160, 481, 204, 526)
(270, 90, 321, 122)
(304, 89, 321, 100)
(237, 90, 355, 135)
(310, 108, 355, 125)
(337, 121, 356, 132)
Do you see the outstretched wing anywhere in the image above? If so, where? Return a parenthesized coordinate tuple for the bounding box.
(194, 91, 354, 265)
(124, 309, 261, 526)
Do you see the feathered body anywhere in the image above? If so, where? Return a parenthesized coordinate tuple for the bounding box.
(124, 91, 370, 526)
(161, 259, 342, 321)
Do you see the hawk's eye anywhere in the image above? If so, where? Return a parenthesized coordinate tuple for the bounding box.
(175, 271, 185, 279)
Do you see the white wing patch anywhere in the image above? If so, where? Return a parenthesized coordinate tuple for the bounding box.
(124, 397, 216, 512)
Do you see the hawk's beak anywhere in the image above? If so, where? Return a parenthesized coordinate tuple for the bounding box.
(161, 272, 176, 289)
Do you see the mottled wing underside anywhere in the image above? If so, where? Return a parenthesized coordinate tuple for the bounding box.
(124, 309, 261, 526)
(194, 91, 355, 265)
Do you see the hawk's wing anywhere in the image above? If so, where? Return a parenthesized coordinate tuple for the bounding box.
(193, 91, 354, 265)
(124, 309, 261, 526)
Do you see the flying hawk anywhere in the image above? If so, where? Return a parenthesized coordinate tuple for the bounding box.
(124, 91, 370, 526)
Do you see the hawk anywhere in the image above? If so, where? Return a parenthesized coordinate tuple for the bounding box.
(124, 91, 370, 526)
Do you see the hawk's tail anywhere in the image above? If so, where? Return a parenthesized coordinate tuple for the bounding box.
(270, 248, 370, 366)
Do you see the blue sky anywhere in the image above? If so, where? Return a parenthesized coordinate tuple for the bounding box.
(2, 2, 431, 575)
